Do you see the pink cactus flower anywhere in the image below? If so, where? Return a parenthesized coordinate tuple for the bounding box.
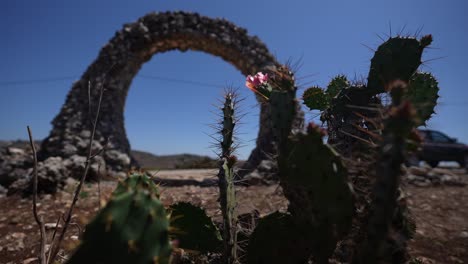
(245, 72, 270, 100)
(255, 72, 269, 84)
(245, 75, 261, 90)
(245, 72, 268, 89)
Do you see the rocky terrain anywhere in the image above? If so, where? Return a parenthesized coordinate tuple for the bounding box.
(0, 168, 467, 263)
(0, 139, 219, 196)
(1, 140, 467, 263)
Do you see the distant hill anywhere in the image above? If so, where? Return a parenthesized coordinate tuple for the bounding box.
(131, 150, 218, 170)
(0, 139, 218, 170)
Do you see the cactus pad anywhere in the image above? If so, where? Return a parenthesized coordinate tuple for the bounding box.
(405, 72, 439, 125)
(113, 172, 160, 198)
(303, 86, 328, 111)
(367, 36, 431, 93)
(247, 212, 312, 264)
(326, 75, 349, 99)
(68, 174, 171, 264)
(169, 202, 222, 253)
(277, 123, 354, 262)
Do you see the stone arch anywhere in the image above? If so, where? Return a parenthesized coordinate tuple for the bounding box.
(40, 11, 295, 176)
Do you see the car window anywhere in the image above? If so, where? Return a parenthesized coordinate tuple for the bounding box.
(430, 131, 452, 143)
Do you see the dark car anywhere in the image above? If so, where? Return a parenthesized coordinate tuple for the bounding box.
(410, 129, 468, 168)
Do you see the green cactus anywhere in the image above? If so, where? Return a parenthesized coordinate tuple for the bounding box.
(303, 75, 350, 112)
(249, 66, 354, 263)
(302, 86, 328, 111)
(302, 35, 437, 118)
(367, 35, 432, 93)
(68, 173, 171, 264)
(405, 72, 439, 125)
(247, 212, 312, 264)
(278, 123, 354, 263)
(354, 81, 417, 263)
(216, 90, 239, 264)
(298, 35, 437, 263)
(326, 74, 349, 99)
(113, 171, 160, 197)
(168, 202, 222, 253)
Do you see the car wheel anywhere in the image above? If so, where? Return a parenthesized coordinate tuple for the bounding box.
(428, 161, 439, 168)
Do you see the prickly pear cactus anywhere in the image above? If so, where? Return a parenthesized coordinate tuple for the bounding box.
(298, 35, 438, 263)
(354, 81, 417, 264)
(113, 171, 160, 197)
(302, 75, 349, 111)
(67, 173, 171, 264)
(367, 35, 432, 93)
(169, 202, 222, 253)
(247, 212, 312, 264)
(247, 66, 354, 263)
(279, 123, 354, 263)
(302, 35, 438, 149)
(302, 86, 328, 111)
(405, 72, 439, 125)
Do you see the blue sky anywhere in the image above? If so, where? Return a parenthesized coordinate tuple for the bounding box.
(1, 0, 467, 159)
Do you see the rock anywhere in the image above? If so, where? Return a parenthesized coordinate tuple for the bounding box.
(5, 232, 26, 252)
(22, 257, 38, 264)
(432, 167, 457, 177)
(242, 172, 265, 185)
(105, 150, 131, 167)
(408, 166, 430, 176)
(0, 147, 32, 187)
(7, 147, 25, 155)
(63, 155, 106, 181)
(7, 178, 30, 196)
(413, 179, 431, 187)
(62, 144, 78, 156)
(459, 231, 468, 238)
(9, 156, 69, 195)
(80, 130, 91, 138)
(407, 174, 426, 183)
(44, 223, 62, 229)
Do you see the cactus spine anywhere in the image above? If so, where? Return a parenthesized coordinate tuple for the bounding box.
(216, 90, 239, 264)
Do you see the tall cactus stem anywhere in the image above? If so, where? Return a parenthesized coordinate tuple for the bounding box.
(354, 81, 416, 263)
(216, 90, 239, 264)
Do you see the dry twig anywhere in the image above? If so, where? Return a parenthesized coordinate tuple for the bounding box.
(47, 80, 106, 263)
(27, 126, 46, 264)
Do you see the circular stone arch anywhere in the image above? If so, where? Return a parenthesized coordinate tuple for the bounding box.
(40, 11, 294, 176)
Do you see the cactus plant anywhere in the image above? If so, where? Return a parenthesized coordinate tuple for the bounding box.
(405, 72, 439, 125)
(113, 171, 160, 197)
(354, 81, 417, 263)
(299, 35, 438, 263)
(168, 202, 222, 253)
(215, 89, 240, 264)
(67, 173, 171, 264)
(247, 212, 312, 264)
(246, 66, 354, 263)
(64, 33, 440, 264)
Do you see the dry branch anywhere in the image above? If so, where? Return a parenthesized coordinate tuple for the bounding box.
(27, 126, 46, 264)
(47, 81, 105, 263)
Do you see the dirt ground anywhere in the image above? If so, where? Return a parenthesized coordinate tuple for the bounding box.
(0, 169, 467, 264)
